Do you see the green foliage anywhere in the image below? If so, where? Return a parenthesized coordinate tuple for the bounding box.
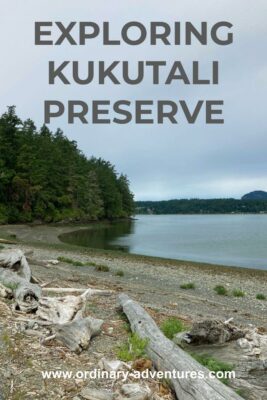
(160, 317, 185, 339)
(136, 199, 267, 214)
(191, 353, 233, 384)
(214, 285, 228, 296)
(115, 269, 124, 277)
(180, 282, 195, 290)
(116, 333, 149, 362)
(3, 282, 19, 291)
(232, 289, 245, 297)
(0, 107, 134, 224)
(256, 293, 266, 300)
(95, 264, 109, 272)
(57, 256, 88, 267)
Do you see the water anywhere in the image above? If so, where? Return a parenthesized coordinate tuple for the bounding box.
(59, 215, 267, 270)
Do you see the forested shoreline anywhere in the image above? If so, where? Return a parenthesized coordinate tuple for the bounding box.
(136, 199, 267, 214)
(0, 107, 134, 223)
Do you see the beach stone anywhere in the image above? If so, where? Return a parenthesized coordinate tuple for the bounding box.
(99, 357, 125, 372)
(121, 384, 151, 400)
(237, 338, 253, 352)
(80, 388, 114, 400)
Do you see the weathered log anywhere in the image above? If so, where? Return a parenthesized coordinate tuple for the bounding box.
(0, 282, 12, 299)
(0, 249, 106, 353)
(0, 249, 31, 281)
(0, 249, 41, 311)
(53, 316, 104, 353)
(188, 319, 244, 345)
(42, 287, 113, 296)
(0, 268, 41, 312)
(119, 294, 242, 400)
(14, 282, 42, 312)
(37, 288, 113, 323)
(37, 294, 85, 324)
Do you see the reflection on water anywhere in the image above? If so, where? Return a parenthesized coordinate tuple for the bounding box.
(59, 220, 134, 251)
(59, 215, 267, 270)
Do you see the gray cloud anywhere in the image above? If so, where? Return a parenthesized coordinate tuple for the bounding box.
(0, 0, 267, 200)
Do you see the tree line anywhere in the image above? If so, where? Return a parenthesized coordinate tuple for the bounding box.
(136, 199, 267, 214)
(0, 107, 134, 223)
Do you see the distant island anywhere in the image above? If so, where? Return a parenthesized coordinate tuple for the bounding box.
(136, 193, 267, 214)
(242, 191, 267, 200)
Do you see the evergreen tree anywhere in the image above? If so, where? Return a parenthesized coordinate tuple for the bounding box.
(0, 107, 134, 223)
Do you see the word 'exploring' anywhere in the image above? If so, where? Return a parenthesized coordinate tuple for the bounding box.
(35, 20, 234, 125)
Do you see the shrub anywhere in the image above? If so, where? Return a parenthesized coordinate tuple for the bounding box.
(256, 293, 266, 300)
(116, 333, 149, 361)
(232, 289, 245, 298)
(180, 282, 195, 290)
(161, 317, 185, 340)
(214, 285, 228, 296)
(115, 270, 124, 277)
(57, 256, 86, 267)
(72, 261, 84, 267)
(58, 256, 75, 264)
(95, 264, 110, 272)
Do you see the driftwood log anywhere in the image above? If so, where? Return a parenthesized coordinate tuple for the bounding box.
(0, 249, 41, 312)
(188, 319, 245, 344)
(0, 249, 108, 352)
(119, 294, 242, 400)
(53, 316, 104, 353)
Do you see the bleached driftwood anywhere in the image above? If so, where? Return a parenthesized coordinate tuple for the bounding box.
(0, 249, 31, 281)
(42, 287, 112, 296)
(53, 316, 104, 353)
(37, 288, 113, 324)
(188, 319, 244, 344)
(0, 250, 41, 312)
(119, 294, 242, 400)
(0, 249, 106, 352)
(0, 282, 12, 299)
(37, 294, 86, 324)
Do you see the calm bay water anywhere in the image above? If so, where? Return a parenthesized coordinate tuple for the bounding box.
(60, 215, 267, 270)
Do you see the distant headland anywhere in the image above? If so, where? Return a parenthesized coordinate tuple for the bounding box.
(136, 191, 267, 214)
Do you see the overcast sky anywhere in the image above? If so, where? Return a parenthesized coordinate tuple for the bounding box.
(0, 0, 267, 200)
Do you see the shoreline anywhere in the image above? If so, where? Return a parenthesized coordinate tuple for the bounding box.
(0, 223, 266, 329)
(1, 223, 267, 276)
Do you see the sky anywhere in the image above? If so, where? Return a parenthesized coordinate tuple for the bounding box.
(0, 0, 267, 200)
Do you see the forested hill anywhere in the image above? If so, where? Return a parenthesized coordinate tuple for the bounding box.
(136, 199, 267, 214)
(0, 107, 134, 223)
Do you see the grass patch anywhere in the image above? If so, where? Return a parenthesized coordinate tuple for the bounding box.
(115, 269, 124, 277)
(160, 317, 185, 340)
(214, 285, 228, 296)
(58, 256, 83, 265)
(57, 256, 98, 267)
(3, 282, 19, 291)
(116, 333, 149, 362)
(87, 261, 97, 267)
(191, 353, 233, 385)
(117, 310, 131, 332)
(232, 289, 245, 298)
(95, 264, 110, 272)
(256, 293, 266, 300)
(180, 282, 195, 290)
